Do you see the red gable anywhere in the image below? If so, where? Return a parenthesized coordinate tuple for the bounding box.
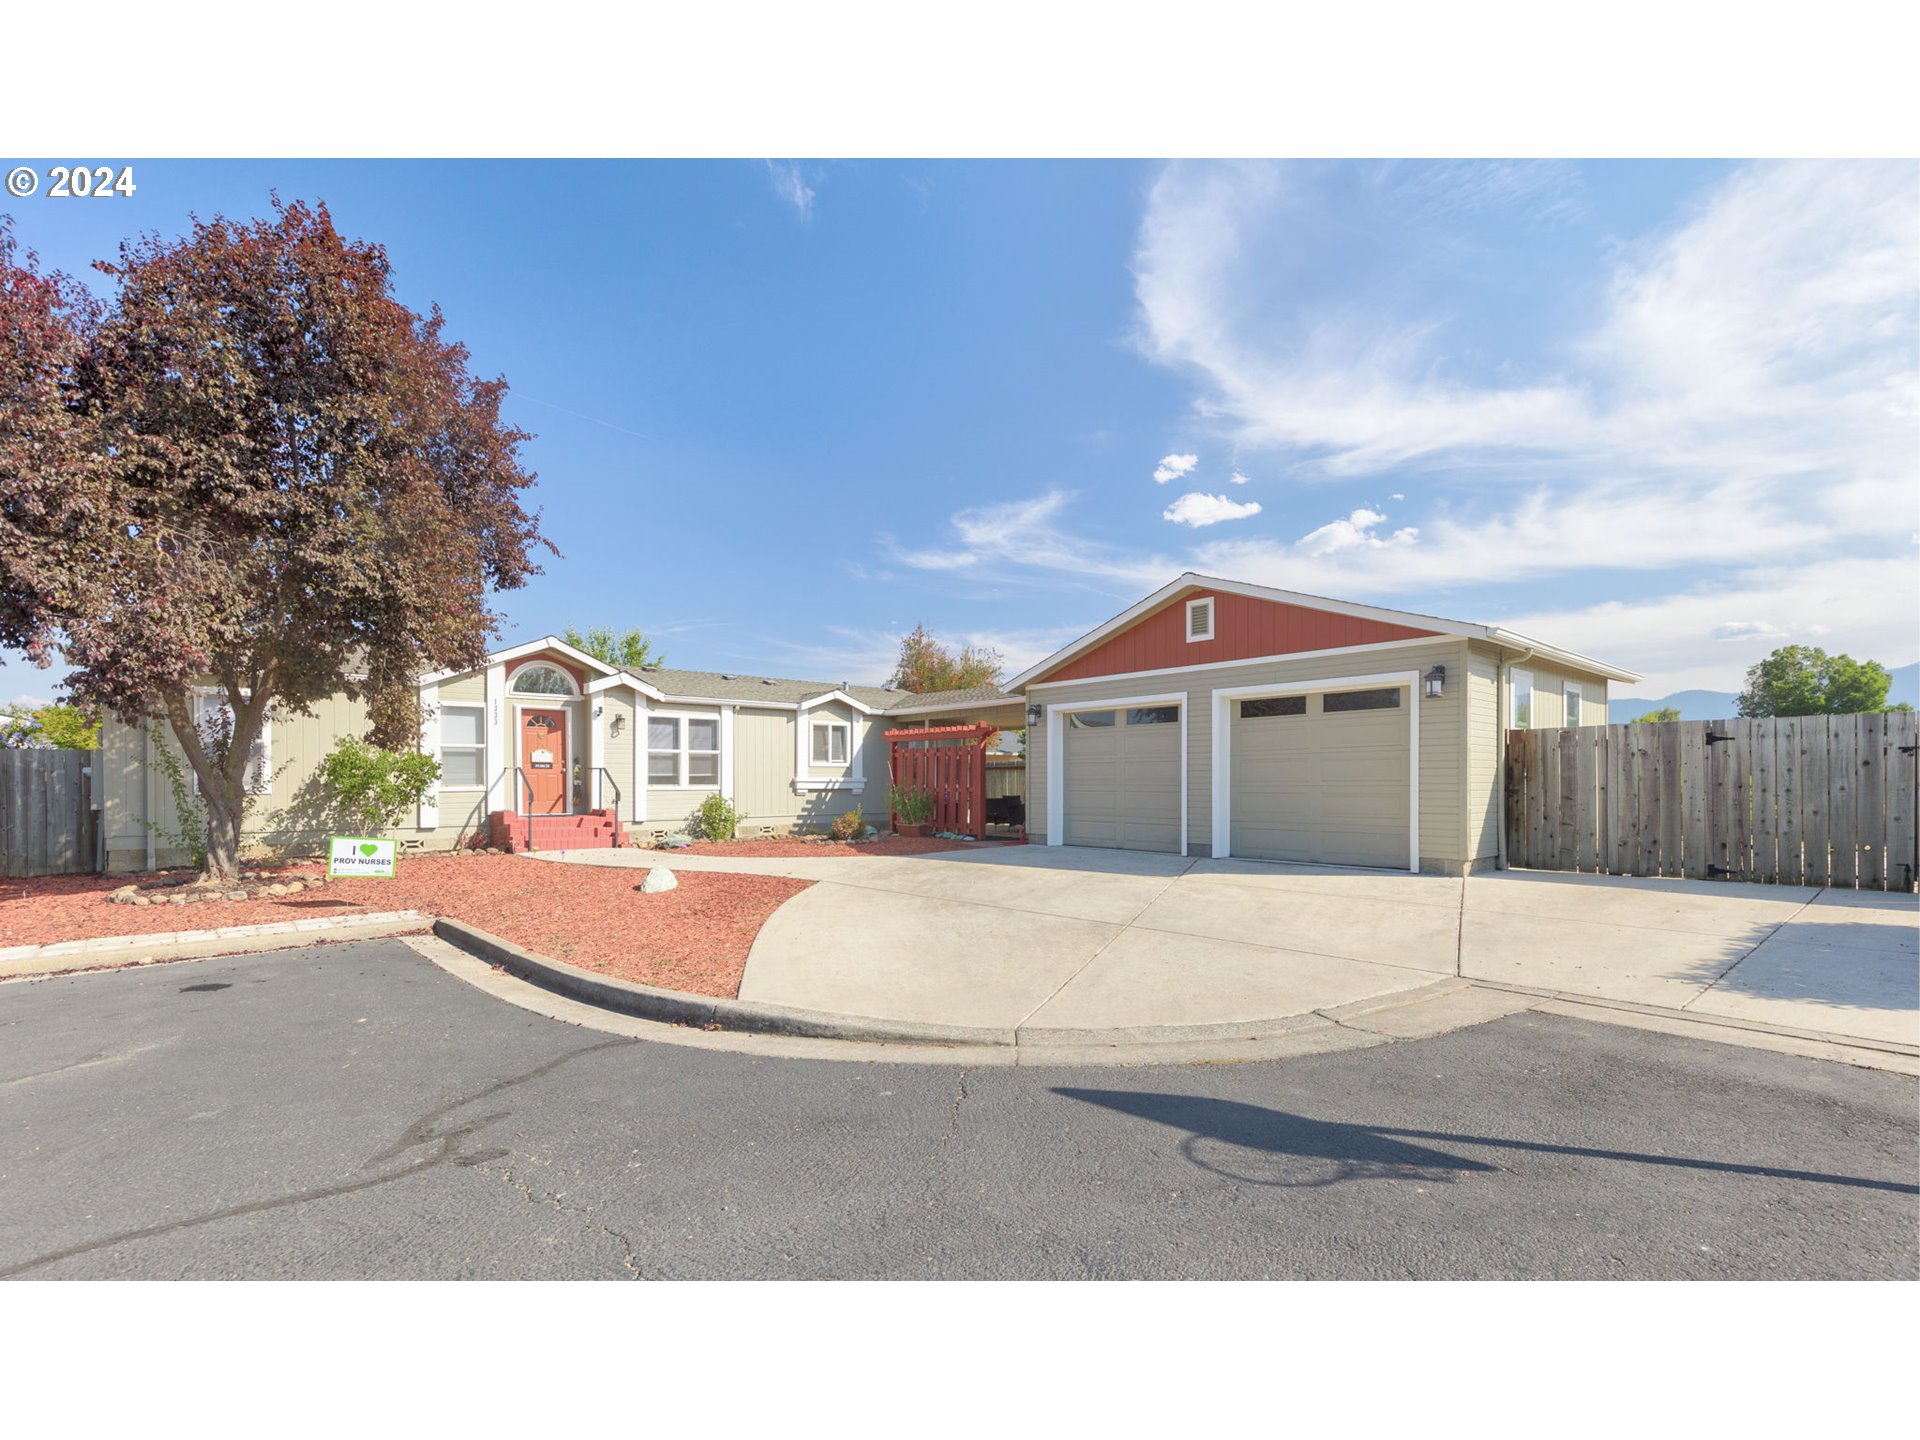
(1040, 588, 1439, 684)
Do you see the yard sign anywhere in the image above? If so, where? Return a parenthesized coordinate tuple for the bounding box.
(328, 836, 397, 878)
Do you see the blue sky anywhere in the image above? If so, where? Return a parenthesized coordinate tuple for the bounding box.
(4, 159, 1915, 707)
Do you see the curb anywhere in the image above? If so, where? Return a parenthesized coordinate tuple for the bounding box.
(430, 919, 1017, 1047)
(0, 911, 433, 980)
(430, 918, 1470, 1050)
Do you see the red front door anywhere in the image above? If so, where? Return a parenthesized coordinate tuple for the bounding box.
(520, 708, 569, 813)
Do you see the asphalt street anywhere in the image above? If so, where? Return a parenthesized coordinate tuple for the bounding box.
(1, 939, 1913, 1280)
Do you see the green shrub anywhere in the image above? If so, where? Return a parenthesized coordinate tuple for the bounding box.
(694, 792, 740, 842)
(318, 736, 441, 836)
(887, 783, 933, 825)
(829, 805, 864, 841)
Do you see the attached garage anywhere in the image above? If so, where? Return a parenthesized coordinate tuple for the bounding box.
(1058, 700, 1184, 853)
(1225, 681, 1412, 869)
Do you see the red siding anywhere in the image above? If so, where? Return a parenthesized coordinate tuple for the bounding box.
(1041, 589, 1438, 684)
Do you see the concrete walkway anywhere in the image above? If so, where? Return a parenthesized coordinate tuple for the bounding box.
(537, 845, 1918, 1051)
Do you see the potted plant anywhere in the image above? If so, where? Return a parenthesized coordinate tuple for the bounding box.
(888, 782, 934, 837)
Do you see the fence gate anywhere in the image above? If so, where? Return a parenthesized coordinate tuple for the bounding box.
(882, 724, 994, 839)
(1505, 714, 1918, 890)
(0, 747, 102, 877)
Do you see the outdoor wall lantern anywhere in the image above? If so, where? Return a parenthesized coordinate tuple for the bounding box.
(1423, 665, 1446, 700)
(609, 713, 625, 737)
(1026, 703, 1045, 724)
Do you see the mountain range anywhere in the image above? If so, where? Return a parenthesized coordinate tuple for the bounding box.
(1610, 662, 1918, 722)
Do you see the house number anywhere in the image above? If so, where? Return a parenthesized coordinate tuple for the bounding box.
(531, 748, 554, 769)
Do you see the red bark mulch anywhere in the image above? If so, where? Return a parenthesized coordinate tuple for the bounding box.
(0, 855, 807, 999)
(670, 836, 1015, 858)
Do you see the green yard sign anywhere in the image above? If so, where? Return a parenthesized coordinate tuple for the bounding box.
(328, 836, 398, 877)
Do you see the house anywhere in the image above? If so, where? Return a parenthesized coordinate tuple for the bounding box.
(95, 636, 1024, 872)
(96, 572, 1635, 876)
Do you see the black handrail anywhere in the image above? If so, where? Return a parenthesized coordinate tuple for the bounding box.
(592, 766, 622, 814)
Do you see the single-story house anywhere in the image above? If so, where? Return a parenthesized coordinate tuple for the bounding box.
(97, 572, 1634, 876)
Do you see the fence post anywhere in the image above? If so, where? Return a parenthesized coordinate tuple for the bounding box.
(1857, 712, 1886, 889)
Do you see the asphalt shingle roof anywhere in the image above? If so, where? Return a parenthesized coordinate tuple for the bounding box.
(616, 665, 1016, 713)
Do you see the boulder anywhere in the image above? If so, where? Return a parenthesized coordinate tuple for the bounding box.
(640, 867, 679, 894)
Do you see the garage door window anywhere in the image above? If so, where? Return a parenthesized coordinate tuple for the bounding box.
(1240, 696, 1306, 719)
(1322, 687, 1402, 713)
(1126, 706, 1179, 725)
(1068, 710, 1116, 729)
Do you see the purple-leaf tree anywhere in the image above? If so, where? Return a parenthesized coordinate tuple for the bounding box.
(0, 202, 553, 879)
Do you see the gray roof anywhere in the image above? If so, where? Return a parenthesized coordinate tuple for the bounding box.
(882, 684, 1021, 713)
(618, 665, 1016, 714)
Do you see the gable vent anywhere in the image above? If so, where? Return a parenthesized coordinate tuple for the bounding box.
(1186, 596, 1215, 642)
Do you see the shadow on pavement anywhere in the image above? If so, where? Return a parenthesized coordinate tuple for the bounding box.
(1056, 1088, 1920, 1194)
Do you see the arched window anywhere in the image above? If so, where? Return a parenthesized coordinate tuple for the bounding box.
(510, 663, 579, 696)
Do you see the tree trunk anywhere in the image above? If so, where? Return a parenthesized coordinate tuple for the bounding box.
(161, 686, 265, 882)
(201, 786, 246, 882)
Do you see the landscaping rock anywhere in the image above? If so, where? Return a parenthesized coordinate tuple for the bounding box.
(641, 867, 679, 894)
(267, 883, 288, 897)
(658, 832, 693, 850)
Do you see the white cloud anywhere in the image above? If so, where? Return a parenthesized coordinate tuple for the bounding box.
(887, 491, 1174, 592)
(764, 160, 815, 220)
(1709, 621, 1785, 642)
(1229, 470, 1250, 485)
(760, 621, 1082, 687)
(1295, 506, 1416, 555)
(1152, 453, 1198, 484)
(1162, 492, 1264, 528)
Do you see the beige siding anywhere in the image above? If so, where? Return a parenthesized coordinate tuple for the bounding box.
(600, 690, 637, 820)
(437, 670, 486, 704)
(1512, 658, 1608, 731)
(1029, 639, 1471, 868)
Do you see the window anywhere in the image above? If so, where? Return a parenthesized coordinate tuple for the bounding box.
(1126, 705, 1179, 725)
(188, 689, 271, 795)
(649, 714, 721, 787)
(1512, 669, 1534, 729)
(810, 720, 850, 766)
(1067, 710, 1116, 729)
(1186, 596, 1215, 642)
(1241, 695, 1306, 719)
(1565, 682, 1584, 728)
(1322, 687, 1402, 713)
(440, 705, 486, 787)
(510, 663, 577, 696)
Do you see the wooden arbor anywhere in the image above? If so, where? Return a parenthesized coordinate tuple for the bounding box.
(882, 723, 997, 839)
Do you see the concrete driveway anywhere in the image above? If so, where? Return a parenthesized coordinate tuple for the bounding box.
(544, 845, 1917, 1049)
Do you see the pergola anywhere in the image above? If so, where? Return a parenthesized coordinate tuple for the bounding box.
(881, 723, 999, 839)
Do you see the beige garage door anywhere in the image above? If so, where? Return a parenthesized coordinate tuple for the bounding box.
(1062, 704, 1181, 851)
(1229, 685, 1409, 869)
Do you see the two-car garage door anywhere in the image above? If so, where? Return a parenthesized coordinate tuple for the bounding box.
(1055, 682, 1411, 868)
(1228, 685, 1409, 869)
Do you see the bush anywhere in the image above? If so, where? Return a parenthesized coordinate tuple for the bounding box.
(694, 792, 740, 842)
(318, 736, 441, 836)
(887, 782, 933, 825)
(829, 805, 864, 841)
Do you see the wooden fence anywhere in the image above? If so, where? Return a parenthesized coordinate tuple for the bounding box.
(0, 747, 102, 877)
(1506, 715, 1918, 889)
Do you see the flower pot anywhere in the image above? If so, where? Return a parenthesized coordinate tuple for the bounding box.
(898, 821, 933, 837)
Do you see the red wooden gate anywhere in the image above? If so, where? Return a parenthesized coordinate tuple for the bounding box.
(883, 724, 994, 839)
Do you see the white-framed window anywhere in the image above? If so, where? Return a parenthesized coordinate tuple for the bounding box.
(1565, 682, 1584, 728)
(1186, 595, 1215, 642)
(510, 662, 578, 696)
(1512, 669, 1534, 730)
(439, 704, 486, 787)
(188, 688, 271, 795)
(810, 719, 850, 766)
(648, 713, 721, 787)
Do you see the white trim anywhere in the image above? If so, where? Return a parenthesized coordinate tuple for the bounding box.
(645, 707, 724, 790)
(591, 696, 607, 808)
(484, 663, 506, 813)
(417, 684, 441, 828)
(1007, 571, 1639, 689)
(631, 696, 647, 824)
(1511, 668, 1535, 730)
(507, 661, 582, 698)
(810, 718, 851, 767)
(435, 701, 487, 794)
(793, 778, 863, 792)
(420, 635, 622, 687)
(585, 671, 669, 701)
(799, 688, 879, 716)
(1564, 680, 1584, 728)
(1026, 635, 1447, 692)
(186, 686, 272, 796)
(1045, 690, 1188, 857)
(1209, 669, 1420, 873)
(1186, 595, 1215, 643)
(719, 705, 736, 798)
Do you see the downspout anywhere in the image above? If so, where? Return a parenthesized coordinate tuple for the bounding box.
(1495, 643, 1535, 872)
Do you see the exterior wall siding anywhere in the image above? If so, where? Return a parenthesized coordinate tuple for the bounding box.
(1030, 639, 1472, 869)
(1042, 588, 1440, 684)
